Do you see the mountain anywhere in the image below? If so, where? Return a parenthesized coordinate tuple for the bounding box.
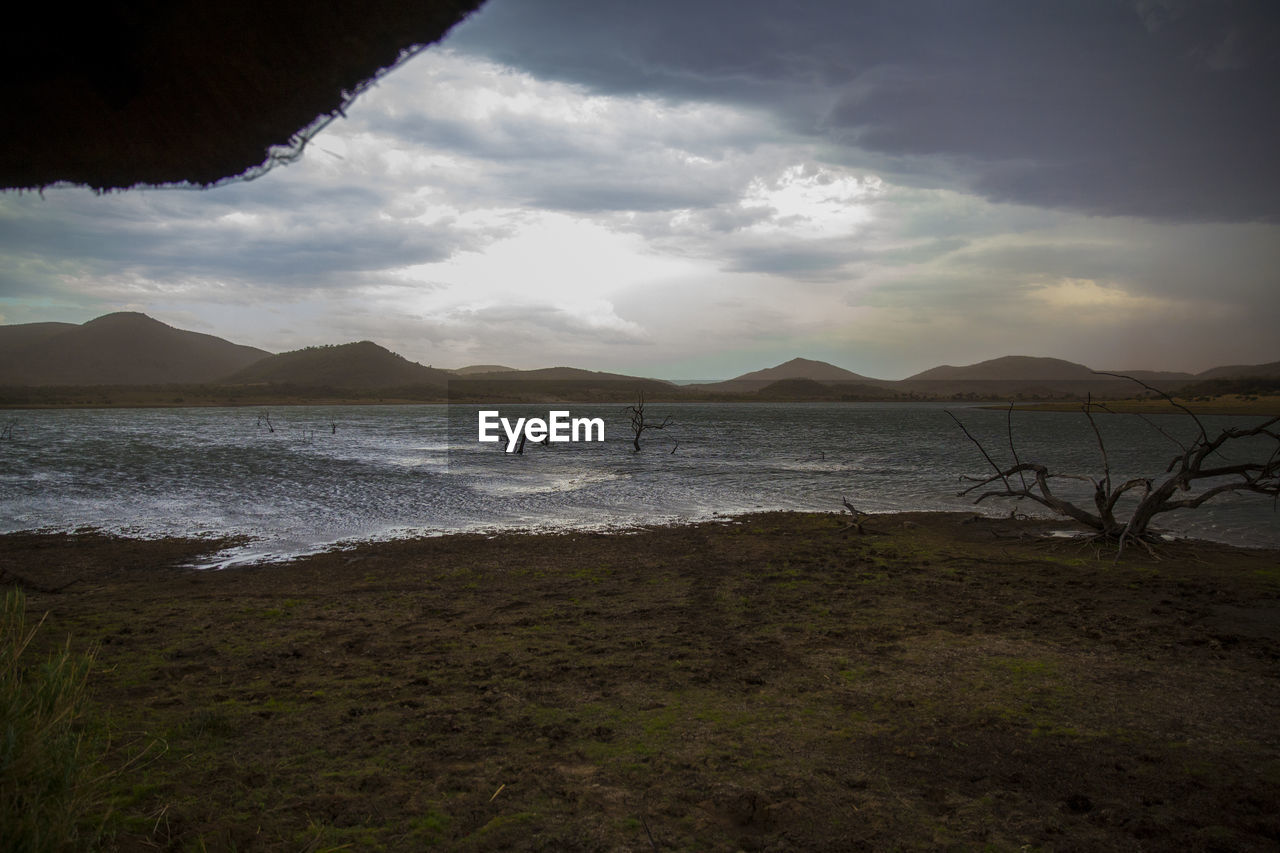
(0, 312, 269, 385)
(901, 355, 1280, 398)
(733, 357, 879, 384)
(1104, 369, 1196, 383)
(690, 357, 885, 394)
(222, 341, 451, 389)
(752, 378, 891, 400)
(899, 355, 1202, 397)
(905, 356, 1098, 382)
(458, 366, 672, 383)
(451, 364, 517, 375)
(1197, 360, 1280, 380)
(446, 366, 678, 401)
(0, 321, 78, 365)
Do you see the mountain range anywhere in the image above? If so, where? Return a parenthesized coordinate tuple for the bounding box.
(686, 357, 888, 394)
(0, 313, 1276, 401)
(225, 341, 453, 389)
(0, 312, 268, 386)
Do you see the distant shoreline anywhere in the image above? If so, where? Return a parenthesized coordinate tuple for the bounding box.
(4, 393, 1278, 416)
(994, 395, 1280, 416)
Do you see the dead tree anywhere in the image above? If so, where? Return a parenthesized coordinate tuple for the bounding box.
(623, 391, 672, 452)
(949, 378, 1279, 554)
(839, 497, 869, 534)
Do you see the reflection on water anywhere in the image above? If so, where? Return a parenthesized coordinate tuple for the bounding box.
(0, 402, 1274, 565)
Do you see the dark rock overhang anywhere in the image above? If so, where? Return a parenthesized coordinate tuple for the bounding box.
(2, 0, 486, 191)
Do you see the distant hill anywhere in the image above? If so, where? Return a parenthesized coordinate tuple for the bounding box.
(753, 378, 894, 400)
(223, 341, 451, 389)
(906, 356, 1098, 382)
(451, 364, 517, 375)
(897, 355, 1207, 398)
(0, 321, 76, 361)
(754, 378, 838, 399)
(0, 312, 269, 385)
(736, 357, 879, 383)
(447, 366, 678, 402)
(1197, 361, 1280, 380)
(899, 355, 1279, 398)
(691, 357, 885, 394)
(1103, 369, 1196, 383)
(457, 366, 673, 383)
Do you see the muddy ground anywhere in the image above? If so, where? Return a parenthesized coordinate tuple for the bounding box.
(6, 512, 1280, 851)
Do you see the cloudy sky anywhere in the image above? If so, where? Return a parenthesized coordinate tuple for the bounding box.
(2, 0, 1278, 380)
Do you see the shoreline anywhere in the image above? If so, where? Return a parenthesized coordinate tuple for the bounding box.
(5, 394, 1277, 415)
(6, 505, 1280, 573)
(7, 511, 1280, 849)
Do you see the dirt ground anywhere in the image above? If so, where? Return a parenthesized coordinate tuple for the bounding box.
(6, 512, 1280, 851)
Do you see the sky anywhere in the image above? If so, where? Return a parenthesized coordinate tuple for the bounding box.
(1, 0, 1278, 380)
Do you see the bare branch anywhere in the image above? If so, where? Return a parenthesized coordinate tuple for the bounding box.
(1095, 402, 1187, 454)
(948, 379, 1279, 551)
(1082, 395, 1111, 495)
(1006, 402, 1028, 493)
(946, 410, 1010, 491)
(1092, 371, 1209, 443)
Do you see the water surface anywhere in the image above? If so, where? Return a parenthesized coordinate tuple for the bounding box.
(1, 402, 1274, 565)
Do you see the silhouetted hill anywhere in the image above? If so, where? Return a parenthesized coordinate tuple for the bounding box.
(0, 321, 77, 360)
(1103, 369, 1196, 383)
(898, 356, 1188, 397)
(0, 312, 269, 385)
(451, 364, 517, 375)
(737, 357, 879, 383)
(457, 367, 672, 384)
(901, 356, 1279, 398)
(755, 378, 837, 399)
(1197, 361, 1280, 380)
(753, 378, 894, 400)
(906, 356, 1097, 382)
(691, 357, 885, 394)
(223, 341, 451, 389)
(447, 367, 678, 402)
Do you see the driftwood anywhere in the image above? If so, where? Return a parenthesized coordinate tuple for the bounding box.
(838, 497, 869, 534)
(948, 377, 1279, 555)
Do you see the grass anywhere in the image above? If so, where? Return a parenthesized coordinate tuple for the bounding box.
(8, 514, 1280, 850)
(1, 589, 107, 851)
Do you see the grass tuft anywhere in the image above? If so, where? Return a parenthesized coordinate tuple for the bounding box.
(1, 588, 108, 851)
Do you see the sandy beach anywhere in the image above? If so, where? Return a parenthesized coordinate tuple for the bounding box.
(6, 512, 1280, 850)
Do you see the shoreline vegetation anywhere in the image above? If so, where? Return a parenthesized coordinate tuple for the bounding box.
(5, 512, 1279, 850)
(1002, 396, 1280, 416)
(1, 383, 1277, 416)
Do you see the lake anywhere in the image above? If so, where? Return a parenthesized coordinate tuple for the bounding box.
(1, 402, 1275, 565)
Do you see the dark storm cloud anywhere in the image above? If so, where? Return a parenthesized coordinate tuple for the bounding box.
(358, 78, 779, 216)
(448, 0, 1280, 222)
(0, 188, 467, 293)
